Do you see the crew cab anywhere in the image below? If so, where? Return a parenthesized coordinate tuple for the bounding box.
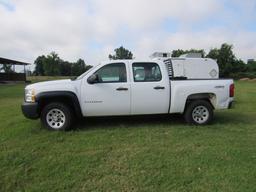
(22, 58, 234, 130)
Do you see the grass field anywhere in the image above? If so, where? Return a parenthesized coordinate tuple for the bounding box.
(0, 80, 256, 191)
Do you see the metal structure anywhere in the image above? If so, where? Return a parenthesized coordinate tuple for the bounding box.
(0, 57, 30, 82)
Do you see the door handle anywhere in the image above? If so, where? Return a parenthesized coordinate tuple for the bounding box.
(154, 86, 165, 90)
(116, 87, 128, 91)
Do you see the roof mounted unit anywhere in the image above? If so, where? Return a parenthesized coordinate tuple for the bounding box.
(179, 53, 202, 58)
(150, 52, 171, 59)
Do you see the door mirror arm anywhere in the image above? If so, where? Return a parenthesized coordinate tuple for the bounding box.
(87, 74, 99, 84)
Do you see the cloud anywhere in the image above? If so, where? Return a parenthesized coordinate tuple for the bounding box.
(0, 0, 91, 61)
(0, 0, 255, 68)
(90, 0, 218, 28)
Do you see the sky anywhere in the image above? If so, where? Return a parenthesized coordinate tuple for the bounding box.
(0, 0, 256, 70)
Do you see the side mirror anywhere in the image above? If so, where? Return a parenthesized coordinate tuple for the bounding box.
(87, 74, 99, 84)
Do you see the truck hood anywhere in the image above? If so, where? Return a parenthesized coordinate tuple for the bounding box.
(25, 79, 78, 94)
(26, 79, 71, 89)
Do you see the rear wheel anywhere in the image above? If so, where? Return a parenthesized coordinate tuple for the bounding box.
(41, 102, 73, 131)
(184, 100, 213, 125)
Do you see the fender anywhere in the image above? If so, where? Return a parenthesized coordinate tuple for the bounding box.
(36, 91, 83, 118)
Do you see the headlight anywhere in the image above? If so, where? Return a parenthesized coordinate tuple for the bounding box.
(25, 89, 35, 103)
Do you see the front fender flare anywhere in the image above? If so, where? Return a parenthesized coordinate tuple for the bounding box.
(36, 91, 83, 118)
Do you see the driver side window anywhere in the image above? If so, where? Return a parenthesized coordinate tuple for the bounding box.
(95, 63, 127, 83)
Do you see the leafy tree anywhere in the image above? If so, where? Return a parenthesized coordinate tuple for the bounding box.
(206, 48, 219, 59)
(231, 59, 247, 73)
(206, 43, 245, 77)
(33, 52, 93, 76)
(85, 65, 93, 72)
(109, 46, 133, 60)
(71, 59, 91, 76)
(43, 52, 61, 76)
(71, 60, 83, 76)
(0, 64, 13, 73)
(171, 49, 205, 57)
(247, 60, 256, 72)
(34, 55, 46, 75)
(60, 61, 72, 76)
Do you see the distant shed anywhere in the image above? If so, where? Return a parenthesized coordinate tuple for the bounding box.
(0, 57, 30, 82)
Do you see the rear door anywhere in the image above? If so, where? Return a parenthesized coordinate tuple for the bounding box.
(130, 62, 170, 114)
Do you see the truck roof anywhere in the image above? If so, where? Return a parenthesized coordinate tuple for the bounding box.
(101, 59, 158, 64)
(101, 57, 216, 64)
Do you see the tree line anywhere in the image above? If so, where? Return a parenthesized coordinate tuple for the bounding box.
(33, 52, 92, 76)
(33, 46, 133, 76)
(2, 44, 255, 79)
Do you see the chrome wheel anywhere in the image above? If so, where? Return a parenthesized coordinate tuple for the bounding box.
(192, 105, 209, 124)
(46, 108, 66, 129)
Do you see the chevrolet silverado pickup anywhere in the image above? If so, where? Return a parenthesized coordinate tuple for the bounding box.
(22, 58, 234, 130)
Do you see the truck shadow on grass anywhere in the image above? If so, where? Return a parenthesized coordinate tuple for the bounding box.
(75, 114, 185, 131)
(74, 112, 247, 131)
(213, 112, 254, 125)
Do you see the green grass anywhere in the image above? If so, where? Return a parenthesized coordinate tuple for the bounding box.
(0, 81, 256, 192)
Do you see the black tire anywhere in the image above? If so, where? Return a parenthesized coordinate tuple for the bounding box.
(184, 100, 213, 125)
(40, 102, 73, 131)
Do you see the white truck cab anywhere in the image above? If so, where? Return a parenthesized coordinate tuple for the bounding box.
(22, 58, 234, 131)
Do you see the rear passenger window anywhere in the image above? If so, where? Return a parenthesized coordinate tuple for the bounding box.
(132, 63, 162, 82)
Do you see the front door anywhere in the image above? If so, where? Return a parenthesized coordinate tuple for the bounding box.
(82, 62, 130, 116)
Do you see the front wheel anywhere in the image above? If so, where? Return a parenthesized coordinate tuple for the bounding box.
(41, 102, 73, 131)
(184, 100, 213, 125)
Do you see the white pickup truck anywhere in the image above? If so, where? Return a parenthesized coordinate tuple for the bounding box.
(22, 58, 234, 130)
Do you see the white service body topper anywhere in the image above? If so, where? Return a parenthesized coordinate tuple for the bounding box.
(152, 52, 219, 79)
